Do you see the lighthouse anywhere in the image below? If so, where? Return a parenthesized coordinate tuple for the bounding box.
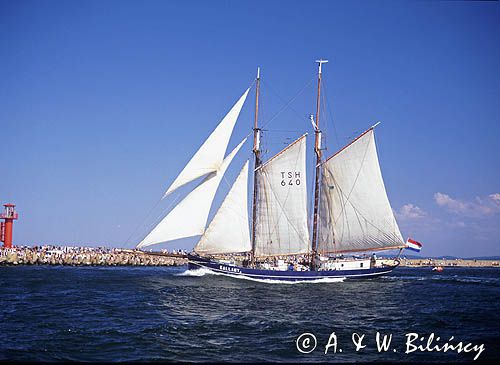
(1, 204, 18, 248)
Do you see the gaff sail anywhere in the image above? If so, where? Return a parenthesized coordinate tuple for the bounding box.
(318, 128, 405, 254)
(254, 135, 310, 257)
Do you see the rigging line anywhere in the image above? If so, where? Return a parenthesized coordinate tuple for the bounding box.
(265, 129, 305, 133)
(149, 193, 182, 230)
(240, 81, 257, 139)
(321, 80, 340, 151)
(243, 129, 254, 140)
(265, 141, 299, 144)
(261, 78, 309, 123)
(259, 76, 316, 130)
(248, 78, 257, 90)
(221, 173, 233, 190)
(125, 191, 178, 245)
(124, 196, 163, 247)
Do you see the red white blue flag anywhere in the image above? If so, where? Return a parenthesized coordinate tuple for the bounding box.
(406, 238, 422, 252)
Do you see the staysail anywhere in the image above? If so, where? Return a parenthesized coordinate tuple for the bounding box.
(137, 138, 247, 249)
(318, 128, 405, 253)
(195, 160, 251, 254)
(162, 89, 250, 198)
(254, 135, 310, 256)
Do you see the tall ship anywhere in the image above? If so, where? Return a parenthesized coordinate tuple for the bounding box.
(136, 60, 407, 281)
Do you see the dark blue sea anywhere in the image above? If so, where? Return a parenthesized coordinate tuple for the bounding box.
(0, 265, 499, 362)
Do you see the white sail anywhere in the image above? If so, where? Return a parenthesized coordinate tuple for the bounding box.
(318, 128, 404, 253)
(254, 135, 310, 257)
(195, 160, 251, 254)
(163, 89, 250, 198)
(137, 138, 247, 248)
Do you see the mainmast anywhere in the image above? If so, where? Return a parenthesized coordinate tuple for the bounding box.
(251, 67, 261, 266)
(311, 59, 328, 269)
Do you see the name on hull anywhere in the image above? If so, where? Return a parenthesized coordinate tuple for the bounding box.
(219, 265, 241, 273)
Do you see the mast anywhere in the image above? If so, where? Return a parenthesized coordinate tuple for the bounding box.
(251, 67, 261, 266)
(311, 59, 328, 269)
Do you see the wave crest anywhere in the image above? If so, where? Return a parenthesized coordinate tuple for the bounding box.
(177, 268, 345, 284)
(176, 268, 215, 277)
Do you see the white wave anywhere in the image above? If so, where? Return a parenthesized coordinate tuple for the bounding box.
(382, 275, 426, 281)
(228, 274, 346, 285)
(436, 275, 498, 284)
(176, 267, 216, 277)
(383, 274, 499, 284)
(177, 267, 345, 284)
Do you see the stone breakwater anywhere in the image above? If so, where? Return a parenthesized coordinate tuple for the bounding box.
(0, 247, 187, 266)
(400, 258, 499, 268)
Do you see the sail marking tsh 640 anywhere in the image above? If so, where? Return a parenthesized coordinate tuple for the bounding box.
(254, 135, 310, 257)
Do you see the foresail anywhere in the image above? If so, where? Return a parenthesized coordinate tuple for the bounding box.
(254, 135, 310, 257)
(163, 89, 250, 198)
(195, 160, 251, 254)
(318, 128, 404, 253)
(137, 138, 247, 249)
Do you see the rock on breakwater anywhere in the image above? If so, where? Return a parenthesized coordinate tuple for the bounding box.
(0, 246, 187, 266)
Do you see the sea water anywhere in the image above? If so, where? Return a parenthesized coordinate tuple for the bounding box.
(0, 265, 499, 362)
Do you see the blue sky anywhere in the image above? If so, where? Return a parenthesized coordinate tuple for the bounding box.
(1, 0, 499, 257)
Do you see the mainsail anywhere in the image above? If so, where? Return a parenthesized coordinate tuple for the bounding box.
(195, 160, 251, 254)
(163, 89, 250, 198)
(254, 135, 310, 256)
(317, 128, 405, 253)
(137, 138, 247, 249)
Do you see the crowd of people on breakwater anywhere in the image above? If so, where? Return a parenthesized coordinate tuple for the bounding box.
(400, 258, 499, 267)
(0, 245, 188, 266)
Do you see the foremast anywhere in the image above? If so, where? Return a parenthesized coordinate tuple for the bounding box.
(251, 67, 261, 266)
(311, 59, 328, 270)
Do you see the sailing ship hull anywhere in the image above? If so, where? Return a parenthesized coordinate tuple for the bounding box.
(187, 255, 398, 282)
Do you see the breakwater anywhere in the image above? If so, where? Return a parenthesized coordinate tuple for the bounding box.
(0, 246, 187, 266)
(400, 258, 499, 268)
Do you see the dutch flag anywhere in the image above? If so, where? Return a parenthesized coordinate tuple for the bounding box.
(405, 238, 423, 252)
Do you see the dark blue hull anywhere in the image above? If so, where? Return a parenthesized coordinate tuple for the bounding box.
(187, 255, 397, 282)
